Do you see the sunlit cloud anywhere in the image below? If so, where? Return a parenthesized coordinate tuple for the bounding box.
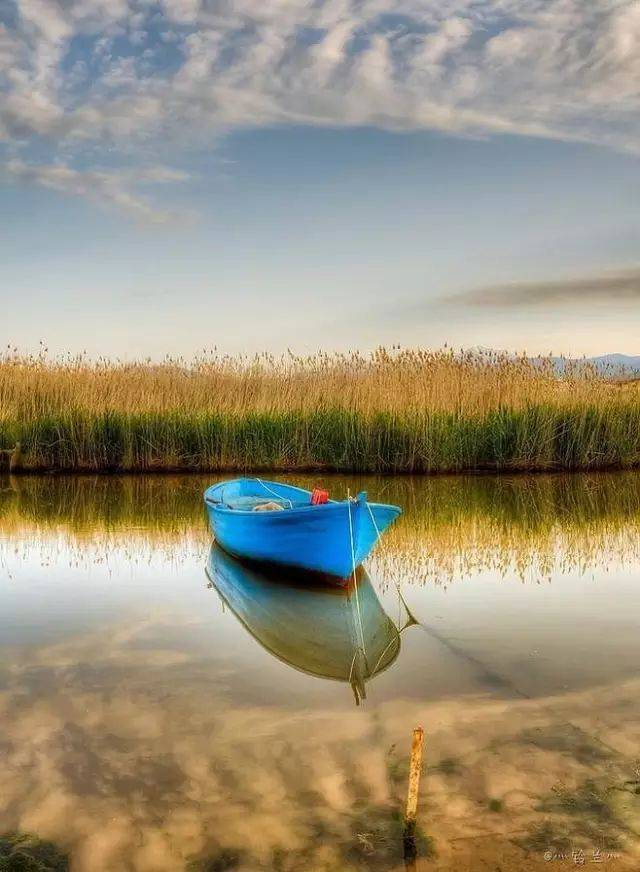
(1, 0, 640, 217)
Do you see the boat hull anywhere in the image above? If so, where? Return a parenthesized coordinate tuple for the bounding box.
(204, 479, 401, 578)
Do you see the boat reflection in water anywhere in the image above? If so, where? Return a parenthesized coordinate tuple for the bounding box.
(206, 544, 416, 705)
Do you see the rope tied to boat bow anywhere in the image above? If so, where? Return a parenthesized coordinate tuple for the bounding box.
(347, 492, 368, 680)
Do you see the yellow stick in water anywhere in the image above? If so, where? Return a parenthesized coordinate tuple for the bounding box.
(403, 726, 424, 862)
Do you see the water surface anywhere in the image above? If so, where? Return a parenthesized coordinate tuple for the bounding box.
(1, 473, 639, 870)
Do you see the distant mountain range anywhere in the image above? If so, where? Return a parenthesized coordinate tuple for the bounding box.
(471, 349, 640, 376)
(587, 354, 640, 372)
(482, 351, 640, 375)
(553, 354, 640, 375)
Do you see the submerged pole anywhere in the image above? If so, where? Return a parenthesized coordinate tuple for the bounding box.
(403, 726, 424, 864)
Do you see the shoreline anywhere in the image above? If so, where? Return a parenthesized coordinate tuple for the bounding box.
(4, 462, 640, 476)
(3, 351, 640, 475)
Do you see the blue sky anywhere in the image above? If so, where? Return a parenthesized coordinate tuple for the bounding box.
(1, 0, 639, 358)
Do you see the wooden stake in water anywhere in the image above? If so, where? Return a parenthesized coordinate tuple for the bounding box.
(403, 726, 424, 862)
(9, 443, 22, 473)
(1, 443, 22, 473)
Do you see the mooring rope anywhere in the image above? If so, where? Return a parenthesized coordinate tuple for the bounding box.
(370, 634, 400, 675)
(347, 648, 359, 684)
(347, 493, 367, 663)
(365, 500, 382, 542)
(365, 495, 414, 672)
(256, 478, 293, 508)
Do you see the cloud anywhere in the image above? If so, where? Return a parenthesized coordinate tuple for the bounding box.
(2, 608, 640, 870)
(5, 159, 190, 222)
(2, 0, 640, 216)
(452, 268, 640, 308)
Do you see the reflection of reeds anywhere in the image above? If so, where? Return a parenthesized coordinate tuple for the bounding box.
(374, 472, 640, 583)
(2, 349, 640, 472)
(2, 473, 640, 579)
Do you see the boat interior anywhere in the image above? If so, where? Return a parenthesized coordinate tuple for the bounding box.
(207, 478, 331, 511)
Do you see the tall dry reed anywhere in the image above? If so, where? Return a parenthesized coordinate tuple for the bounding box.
(0, 347, 639, 471)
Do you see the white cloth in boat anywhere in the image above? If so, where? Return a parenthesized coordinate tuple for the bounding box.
(224, 495, 294, 511)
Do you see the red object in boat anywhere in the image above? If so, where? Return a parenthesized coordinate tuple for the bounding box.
(311, 488, 329, 505)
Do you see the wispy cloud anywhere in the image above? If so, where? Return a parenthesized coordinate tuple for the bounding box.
(5, 160, 190, 222)
(2, 0, 640, 217)
(452, 268, 640, 308)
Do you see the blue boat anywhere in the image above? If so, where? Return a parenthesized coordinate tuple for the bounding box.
(203, 478, 401, 578)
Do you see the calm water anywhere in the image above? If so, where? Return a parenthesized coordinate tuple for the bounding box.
(1, 473, 640, 870)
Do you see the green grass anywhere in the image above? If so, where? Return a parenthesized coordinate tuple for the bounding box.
(0, 833, 68, 871)
(3, 403, 640, 473)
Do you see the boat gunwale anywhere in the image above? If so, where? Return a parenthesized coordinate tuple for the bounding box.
(204, 497, 402, 518)
(204, 478, 401, 518)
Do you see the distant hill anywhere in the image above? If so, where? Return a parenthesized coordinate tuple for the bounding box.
(476, 349, 640, 375)
(587, 354, 640, 373)
(530, 354, 640, 376)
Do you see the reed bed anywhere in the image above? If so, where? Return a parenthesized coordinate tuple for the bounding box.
(1, 347, 639, 472)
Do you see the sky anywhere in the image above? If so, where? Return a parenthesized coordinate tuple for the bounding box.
(1, 0, 639, 359)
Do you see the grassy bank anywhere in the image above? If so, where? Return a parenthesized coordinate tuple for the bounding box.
(1, 349, 639, 472)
